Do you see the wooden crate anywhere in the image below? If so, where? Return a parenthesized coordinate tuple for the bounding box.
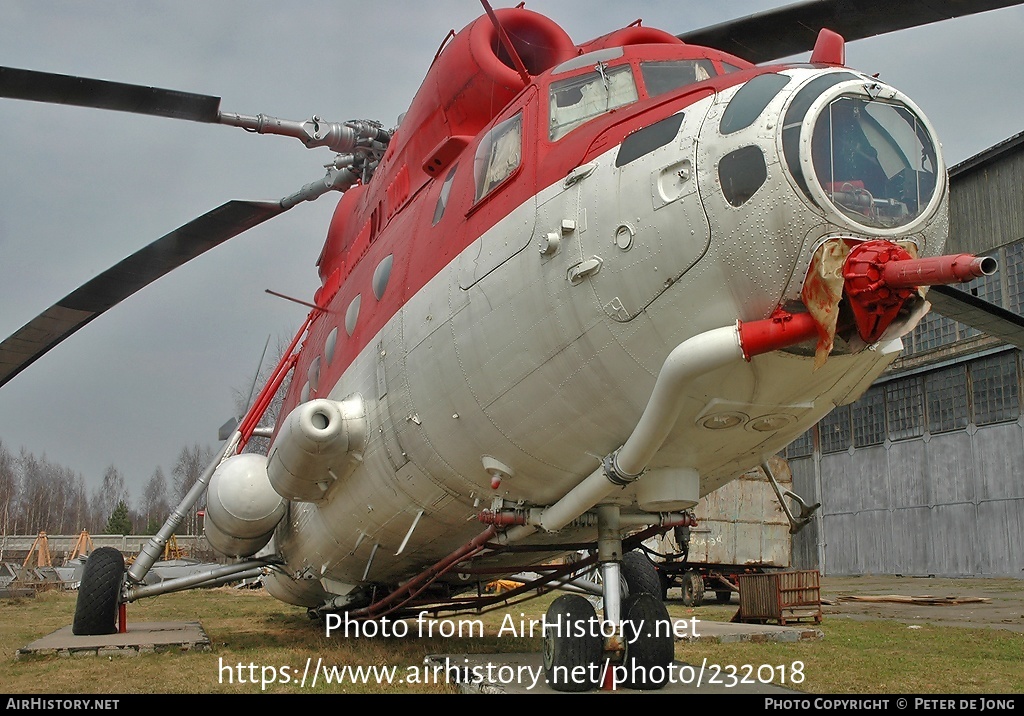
(737, 569, 821, 625)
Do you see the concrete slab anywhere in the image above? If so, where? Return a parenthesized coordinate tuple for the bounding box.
(426, 618, 816, 694)
(684, 619, 823, 644)
(16, 621, 210, 659)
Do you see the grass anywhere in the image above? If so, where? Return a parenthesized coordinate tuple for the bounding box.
(675, 604, 1024, 693)
(1, 587, 1022, 694)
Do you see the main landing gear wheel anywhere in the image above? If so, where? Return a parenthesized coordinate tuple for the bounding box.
(543, 594, 602, 692)
(72, 547, 125, 635)
(620, 550, 661, 598)
(620, 592, 674, 690)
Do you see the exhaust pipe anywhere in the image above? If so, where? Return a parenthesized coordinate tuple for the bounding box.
(267, 395, 368, 502)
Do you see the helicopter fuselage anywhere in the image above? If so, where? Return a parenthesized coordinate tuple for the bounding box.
(211, 10, 950, 609)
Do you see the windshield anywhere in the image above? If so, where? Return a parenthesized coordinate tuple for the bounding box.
(549, 63, 638, 141)
(811, 95, 939, 229)
(640, 59, 715, 98)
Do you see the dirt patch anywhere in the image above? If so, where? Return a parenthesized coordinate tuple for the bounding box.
(820, 575, 1024, 632)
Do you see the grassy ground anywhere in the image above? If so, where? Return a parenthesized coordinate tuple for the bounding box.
(2, 586, 1022, 694)
(676, 603, 1024, 693)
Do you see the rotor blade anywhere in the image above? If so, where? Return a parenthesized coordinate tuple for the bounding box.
(926, 284, 1024, 350)
(678, 0, 1024, 64)
(0, 66, 221, 122)
(0, 200, 285, 388)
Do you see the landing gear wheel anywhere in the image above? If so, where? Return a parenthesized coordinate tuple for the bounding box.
(620, 550, 661, 598)
(681, 570, 705, 607)
(72, 547, 125, 635)
(620, 593, 674, 690)
(716, 590, 732, 604)
(543, 594, 602, 692)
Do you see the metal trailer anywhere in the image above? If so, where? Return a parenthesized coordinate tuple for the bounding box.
(643, 455, 796, 606)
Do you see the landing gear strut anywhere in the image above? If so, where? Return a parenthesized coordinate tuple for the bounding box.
(543, 505, 674, 692)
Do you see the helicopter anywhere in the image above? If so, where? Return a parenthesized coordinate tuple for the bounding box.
(2, 0, 1023, 693)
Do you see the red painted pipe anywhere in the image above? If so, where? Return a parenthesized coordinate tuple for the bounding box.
(737, 311, 819, 361)
(477, 510, 527, 526)
(118, 603, 127, 634)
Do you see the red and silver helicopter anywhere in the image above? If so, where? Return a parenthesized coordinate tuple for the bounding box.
(2, 0, 1022, 692)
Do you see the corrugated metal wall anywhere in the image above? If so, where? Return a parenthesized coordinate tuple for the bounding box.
(789, 380, 1024, 577)
(948, 132, 1024, 256)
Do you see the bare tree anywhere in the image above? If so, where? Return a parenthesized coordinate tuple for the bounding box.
(0, 440, 15, 538)
(172, 444, 214, 535)
(232, 334, 293, 456)
(91, 465, 130, 533)
(48, 463, 73, 534)
(69, 473, 90, 534)
(17, 448, 45, 534)
(142, 467, 171, 533)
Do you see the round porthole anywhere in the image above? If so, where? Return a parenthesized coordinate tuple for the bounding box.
(372, 255, 393, 300)
(307, 356, 321, 393)
(325, 327, 338, 365)
(345, 294, 361, 336)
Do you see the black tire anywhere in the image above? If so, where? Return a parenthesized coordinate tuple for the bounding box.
(716, 590, 732, 604)
(680, 570, 705, 607)
(692, 572, 705, 606)
(620, 593, 674, 690)
(72, 547, 124, 636)
(543, 594, 602, 692)
(620, 550, 661, 598)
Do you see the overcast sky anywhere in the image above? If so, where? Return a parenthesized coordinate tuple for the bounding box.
(1, 0, 1023, 504)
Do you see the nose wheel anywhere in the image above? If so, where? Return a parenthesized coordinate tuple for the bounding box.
(543, 505, 674, 692)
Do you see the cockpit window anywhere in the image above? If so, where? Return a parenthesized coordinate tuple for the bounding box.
(474, 113, 522, 201)
(811, 95, 939, 229)
(552, 48, 624, 75)
(782, 72, 858, 196)
(549, 63, 638, 141)
(720, 73, 790, 135)
(640, 60, 716, 98)
(719, 145, 767, 206)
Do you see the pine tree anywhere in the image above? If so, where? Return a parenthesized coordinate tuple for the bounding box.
(105, 500, 133, 535)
